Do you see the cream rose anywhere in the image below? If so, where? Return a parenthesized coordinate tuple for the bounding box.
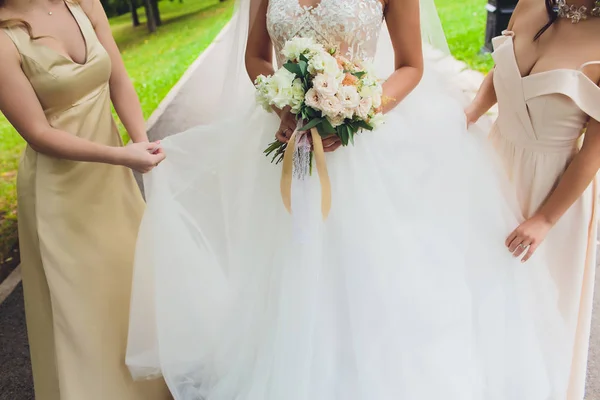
(338, 85, 361, 119)
(356, 96, 373, 120)
(318, 94, 343, 119)
(312, 73, 340, 98)
(304, 88, 322, 111)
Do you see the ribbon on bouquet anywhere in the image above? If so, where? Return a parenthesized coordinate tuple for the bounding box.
(280, 127, 332, 220)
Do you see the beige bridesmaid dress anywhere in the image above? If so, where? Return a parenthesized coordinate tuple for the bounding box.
(3, 3, 171, 400)
(490, 31, 598, 400)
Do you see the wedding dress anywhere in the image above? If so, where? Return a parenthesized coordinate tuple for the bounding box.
(126, 0, 570, 398)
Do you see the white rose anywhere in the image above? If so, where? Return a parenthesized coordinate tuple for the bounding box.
(282, 37, 318, 61)
(254, 75, 272, 111)
(338, 85, 361, 118)
(312, 73, 340, 98)
(269, 68, 297, 109)
(369, 113, 385, 128)
(308, 51, 340, 76)
(356, 96, 373, 120)
(318, 94, 343, 118)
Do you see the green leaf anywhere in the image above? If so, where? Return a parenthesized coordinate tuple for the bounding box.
(264, 139, 283, 155)
(356, 120, 374, 131)
(283, 62, 302, 77)
(340, 126, 349, 146)
(320, 117, 336, 135)
(298, 60, 308, 76)
(352, 71, 366, 79)
(306, 107, 318, 118)
(299, 53, 309, 63)
(299, 117, 325, 131)
(316, 123, 326, 137)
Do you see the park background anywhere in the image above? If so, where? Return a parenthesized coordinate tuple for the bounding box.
(3, 1, 600, 400)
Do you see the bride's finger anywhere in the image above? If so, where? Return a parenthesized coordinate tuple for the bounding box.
(275, 130, 288, 143)
(324, 141, 342, 153)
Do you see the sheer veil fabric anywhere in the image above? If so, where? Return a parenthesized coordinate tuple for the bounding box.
(126, 1, 571, 399)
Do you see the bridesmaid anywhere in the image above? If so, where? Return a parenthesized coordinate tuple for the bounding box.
(0, 0, 170, 399)
(466, 0, 600, 397)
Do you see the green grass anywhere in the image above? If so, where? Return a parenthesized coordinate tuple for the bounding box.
(0, 0, 234, 260)
(436, 0, 495, 72)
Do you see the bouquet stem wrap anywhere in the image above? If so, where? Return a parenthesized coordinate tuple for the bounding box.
(280, 127, 331, 220)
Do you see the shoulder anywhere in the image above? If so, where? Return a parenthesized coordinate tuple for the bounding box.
(74, 0, 105, 27)
(506, 0, 547, 32)
(0, 30, 20, 66)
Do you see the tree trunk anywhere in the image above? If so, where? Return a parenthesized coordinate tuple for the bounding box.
(151, 0, 162, 27)
(130, 0, 140, 27)
(143, 0, 157, 33)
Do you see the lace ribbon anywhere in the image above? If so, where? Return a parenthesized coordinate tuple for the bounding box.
(280, 127, 332, 220)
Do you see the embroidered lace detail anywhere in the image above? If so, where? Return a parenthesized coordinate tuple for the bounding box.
(267, 0, 384, 66)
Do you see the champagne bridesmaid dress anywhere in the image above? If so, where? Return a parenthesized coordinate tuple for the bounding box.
(2, 3, 170, 400)
(490, 31, 598, 399)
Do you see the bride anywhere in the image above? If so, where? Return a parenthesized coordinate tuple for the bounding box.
(126, 0, 571, 398)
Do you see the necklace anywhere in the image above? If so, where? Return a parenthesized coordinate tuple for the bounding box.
(556, 0, 600, 23)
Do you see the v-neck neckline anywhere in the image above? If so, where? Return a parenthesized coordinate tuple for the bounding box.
(21, 1, 89, 66)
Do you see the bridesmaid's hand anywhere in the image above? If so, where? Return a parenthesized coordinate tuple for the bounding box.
(116, 141, 166, 173)
(464, 104, 480, 128)
(505, 214, 553, 263)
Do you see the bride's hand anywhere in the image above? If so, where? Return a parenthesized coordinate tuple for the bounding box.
(321, 134, 342, 153)
(274, 107, 341, 151)
(505, 214, 553, 263)
(274, 107, 297, 143)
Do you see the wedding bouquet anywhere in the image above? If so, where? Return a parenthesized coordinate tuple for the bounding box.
(254, 36, 385, 164)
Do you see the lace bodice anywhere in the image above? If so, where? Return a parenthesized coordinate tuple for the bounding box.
(266, 0, 384, 66)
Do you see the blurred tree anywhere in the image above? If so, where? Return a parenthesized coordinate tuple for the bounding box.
(151, 0, 162, 26)
(130, 0, 140, 26)
(142, 0, 157, 32)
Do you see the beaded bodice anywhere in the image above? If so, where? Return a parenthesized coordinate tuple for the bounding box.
(266, 0, 384, 66)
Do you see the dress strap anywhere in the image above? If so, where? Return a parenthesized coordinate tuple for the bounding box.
(2, 27, 22, 49)
(1, 27, 26, 63)
(491, 30, 514, 52)
(579, 61, 600, 71)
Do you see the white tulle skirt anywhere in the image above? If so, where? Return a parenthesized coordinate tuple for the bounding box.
(126, 67, 570, 399)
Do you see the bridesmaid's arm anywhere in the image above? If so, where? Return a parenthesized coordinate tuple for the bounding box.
(464, 71, 496, 125)
(0, 33, 164, 172)
(506, 120, 600, 262)
(464, 0, 532, 125)
(381, 0, 423, 113)
(82, 0, 148, 143)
